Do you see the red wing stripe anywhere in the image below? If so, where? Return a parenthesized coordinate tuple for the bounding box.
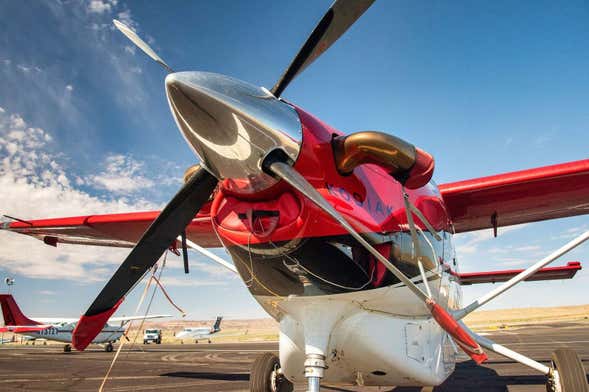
(454, 261, 581, 285)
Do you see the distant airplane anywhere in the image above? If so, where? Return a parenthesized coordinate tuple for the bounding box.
(175, 316, 222, 344)
(0, 294, 170, 352)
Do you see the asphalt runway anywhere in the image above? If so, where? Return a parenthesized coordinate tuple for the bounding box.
(0, 321, 587, 391)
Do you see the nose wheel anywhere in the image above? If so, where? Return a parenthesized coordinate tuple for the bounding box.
(546, 349, 588, 392)
(105, 343, 114, 353)
(249, 352, 293, 392)
(63, 344, 71, 353)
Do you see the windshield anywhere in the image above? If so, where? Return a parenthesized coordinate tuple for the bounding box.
(145, 329, 158, 334)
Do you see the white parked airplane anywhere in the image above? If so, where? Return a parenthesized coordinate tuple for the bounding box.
(0, 294, 170, 352)
(175, 316, 222, 344)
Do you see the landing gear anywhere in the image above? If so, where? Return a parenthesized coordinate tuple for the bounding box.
(546, 349, 589, 392)
(105, 343, 114, 353)
(208, 339, 211, 344)
(63, 344, 71, 353)
(304, 354, 326, 392)
(249, 353, 293, 392)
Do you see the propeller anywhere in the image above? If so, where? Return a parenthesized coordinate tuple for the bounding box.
(113, 19, 173, 73)
(270, 0, 375, 97)
(72, 166, 217, 350)
(73, 1, 377, 351)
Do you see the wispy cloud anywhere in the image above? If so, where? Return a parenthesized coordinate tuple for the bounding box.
(87, 153, 154, 194)
(455, 224, 528, 255)
(87, 0, 118, 15)
(158, 276, 228, 287)
(0, 108, 156, 280)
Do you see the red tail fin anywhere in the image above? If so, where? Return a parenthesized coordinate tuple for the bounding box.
(0, 295, 40, 326)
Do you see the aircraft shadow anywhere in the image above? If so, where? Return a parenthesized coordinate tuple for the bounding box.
(161, 371, 249, 381)
(325, 362, 589, 392)
(388, 361, 549, 391)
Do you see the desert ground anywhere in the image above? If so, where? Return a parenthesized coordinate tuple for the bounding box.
(2, 304, 587, 346)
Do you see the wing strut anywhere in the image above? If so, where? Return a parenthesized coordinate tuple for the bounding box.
(454, 230, 589, 320)
(265, 160, 487, 364)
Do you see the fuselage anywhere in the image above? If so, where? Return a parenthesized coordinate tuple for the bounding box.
(201, 104, 461, 386)
(18, 321, 123, 344)
(165, 71, 460, 385)
(175, 327, 216, 340)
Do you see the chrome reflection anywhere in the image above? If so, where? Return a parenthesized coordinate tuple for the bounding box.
(165, 71, 302, 194)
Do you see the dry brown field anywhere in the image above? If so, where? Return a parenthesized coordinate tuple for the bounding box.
(2, 304, 588, 346)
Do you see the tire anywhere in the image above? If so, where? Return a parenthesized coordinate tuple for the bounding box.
(105, 343, 114, 353)
(548, 349, 588, 392)
(63, 344, 71, 353)
(143, 340, 147, 344)
(249, 352, 293, 392)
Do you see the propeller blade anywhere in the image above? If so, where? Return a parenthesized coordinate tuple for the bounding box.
(113, 19, 173, 73)
(72, 166, 217, 350)
(270, 0, 375, 97)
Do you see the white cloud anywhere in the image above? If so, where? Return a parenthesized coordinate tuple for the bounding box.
(455, 224, 528, 255)
(89, 153, 154, 194)
(0, 108, 156, 280)
(87, 0, 118, 14)
(157, 276, 228, 287)
(65, 84, 73, 92)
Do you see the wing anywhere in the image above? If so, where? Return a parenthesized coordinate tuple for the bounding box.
(109, 314, 171, 323)
(453, 261, 582, 285)
(1, 203, 222, 248)
(439, 159, 589, 233)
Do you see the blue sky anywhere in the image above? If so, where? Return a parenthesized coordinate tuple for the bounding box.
(0, 0, 588, 321)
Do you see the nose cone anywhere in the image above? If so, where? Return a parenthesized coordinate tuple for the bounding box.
(165, 71, 301, 194)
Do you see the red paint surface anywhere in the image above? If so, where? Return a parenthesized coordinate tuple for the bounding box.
(72, 298, 123, 351)
(212, 106, 450, 246)
(5, 204, 222, 248)
(440, 159, 589, 233)
(0, 294, 41, 326)
(0, 326, 49, 333)
(455, 261, 581, 285)
(404, 147, 435, 189)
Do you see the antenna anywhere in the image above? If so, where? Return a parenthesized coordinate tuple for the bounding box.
(4, 277, 14, 294)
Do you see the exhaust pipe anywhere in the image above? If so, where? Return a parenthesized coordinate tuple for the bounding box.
(332, 131, 434, 189)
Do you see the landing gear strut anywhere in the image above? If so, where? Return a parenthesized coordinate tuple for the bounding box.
(546, 349, 589, 392)
(304, 354, 326, 392)
(63, 344, 71, 353)
(105, 342, 114, 353)
(249, 352, 293, 392)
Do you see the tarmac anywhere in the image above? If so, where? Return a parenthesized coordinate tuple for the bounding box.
(0, 321, 587, 391)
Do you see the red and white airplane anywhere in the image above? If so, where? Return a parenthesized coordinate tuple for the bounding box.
(0, 294, 169, 352)
(2, 1, 588, 391)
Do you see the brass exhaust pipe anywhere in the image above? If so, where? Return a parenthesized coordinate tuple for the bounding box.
(332, 131, 434, 189)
